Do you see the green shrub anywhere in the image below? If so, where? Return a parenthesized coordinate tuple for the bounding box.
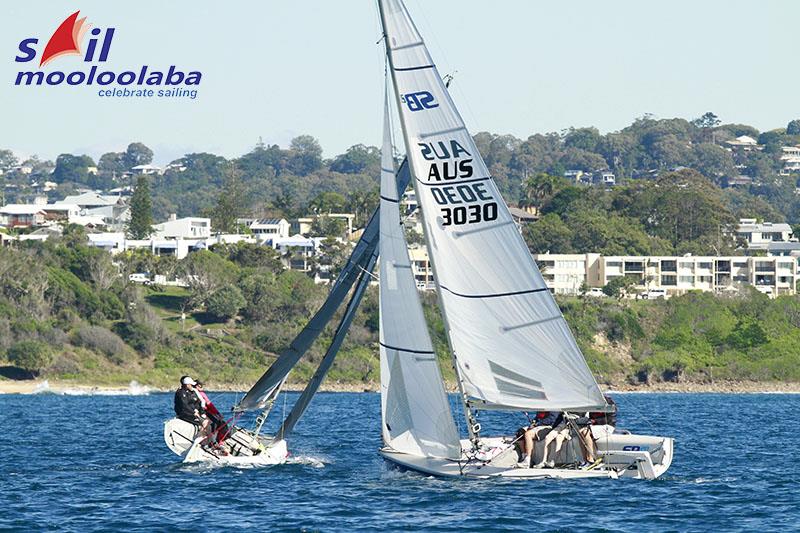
(206, 285, 245, 322)
(7, 340, 53, 376)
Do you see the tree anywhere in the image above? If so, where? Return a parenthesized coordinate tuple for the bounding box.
(330, 144, 380, 174)
(309, 215, 347, 238)
(612, 169, 736, 250)
(691, 112, 721, 130)
(0, 149, 18, 170)
(287, 135, 323, 176)
(123, 142, 154, 169)
(178, 250, 238, 309)
(519, 173, 564, 209)
(309, 237, 350, 281)
(602, 276, 637, 299)
(309, 191, 346, 214)
(211, 164, 246, 233)
(213, 241, 284, 272)
(206, 285, 245, 321)
(127, 175, 154, 239)
(522, 213, 574, 254)
(7, 340, 53, 377)
(98, 151, 127, 175)
(564, 127, 601, 152)
(346, 189, 377, 227)
(786, 120, 800, 136)
(52, 154, 95, 183)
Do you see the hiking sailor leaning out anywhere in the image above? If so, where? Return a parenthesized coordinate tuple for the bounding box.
(174, 376, 209, 431)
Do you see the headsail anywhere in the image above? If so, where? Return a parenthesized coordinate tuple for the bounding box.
(379, 84, 461, 459)
(379, 0, 607, 412)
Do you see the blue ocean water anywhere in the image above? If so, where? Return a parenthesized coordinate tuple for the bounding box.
(1, 390, 797, 531)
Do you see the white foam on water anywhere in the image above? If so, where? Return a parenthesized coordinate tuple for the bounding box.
(31, 380, 51, 394)
(28, 380, 153, 396)
(286, 455, 327, 468)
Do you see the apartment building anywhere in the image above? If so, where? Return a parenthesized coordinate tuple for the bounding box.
(533, 253, 798, 297)
(534, 253, 601, 295)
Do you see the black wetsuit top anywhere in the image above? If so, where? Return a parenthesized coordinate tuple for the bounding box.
(174, 387, 203, 424)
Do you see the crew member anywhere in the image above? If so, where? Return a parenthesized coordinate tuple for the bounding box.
(174, 376, 208, 431)
(195, 380, 229, 442)
(516, 412, 560, 468)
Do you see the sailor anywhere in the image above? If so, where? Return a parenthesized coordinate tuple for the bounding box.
(533, 413, 571, 469)
(195, 380, 229, 441)
(566, 396, 619, 468)
(174, 376, 209, 431)
(516, 412, 560, 468)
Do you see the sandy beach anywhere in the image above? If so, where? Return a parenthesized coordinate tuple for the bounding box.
(2, 379, 799, 395)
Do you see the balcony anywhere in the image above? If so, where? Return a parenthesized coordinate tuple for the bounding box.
(624, 261, 644, 272)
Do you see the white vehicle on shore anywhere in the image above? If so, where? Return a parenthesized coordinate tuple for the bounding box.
(643, 288, 668, 300)
(128, 273, 151, 285)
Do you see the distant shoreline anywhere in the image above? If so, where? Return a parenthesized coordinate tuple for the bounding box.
(2, 379, 800, 395)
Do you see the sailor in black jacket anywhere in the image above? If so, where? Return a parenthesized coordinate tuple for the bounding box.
(174, 376, 207, 428)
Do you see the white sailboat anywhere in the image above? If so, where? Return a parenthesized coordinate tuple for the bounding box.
(377, 0, 673, 480)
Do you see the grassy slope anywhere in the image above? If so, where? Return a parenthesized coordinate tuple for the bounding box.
(10, 284, 800, 388)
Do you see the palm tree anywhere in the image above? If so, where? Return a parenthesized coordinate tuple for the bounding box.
(520, 173, 562, 210)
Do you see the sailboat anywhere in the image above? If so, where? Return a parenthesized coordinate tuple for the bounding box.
(376, 0, 674, 480)
(164, 150, 414, 466)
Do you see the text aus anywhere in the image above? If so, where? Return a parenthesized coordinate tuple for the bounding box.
(419, 139, 498, 227)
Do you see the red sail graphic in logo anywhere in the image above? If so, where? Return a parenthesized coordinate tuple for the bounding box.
(39, 11, 89, 67)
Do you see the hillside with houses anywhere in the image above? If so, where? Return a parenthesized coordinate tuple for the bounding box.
(1, 113, 800, 389)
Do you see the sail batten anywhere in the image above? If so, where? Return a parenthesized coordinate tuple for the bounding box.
(380, 0, 607, 412)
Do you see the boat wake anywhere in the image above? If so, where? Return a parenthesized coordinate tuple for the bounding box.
(286, 455, 328, 468)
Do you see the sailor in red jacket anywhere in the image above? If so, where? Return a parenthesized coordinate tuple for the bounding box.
(194, 381, 229, 442)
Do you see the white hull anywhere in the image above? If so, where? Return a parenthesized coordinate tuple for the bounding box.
(381, 433, 673, 480)
(164, 418, 288, 466)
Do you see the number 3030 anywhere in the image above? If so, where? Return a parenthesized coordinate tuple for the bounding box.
(441, 202, 498, 226)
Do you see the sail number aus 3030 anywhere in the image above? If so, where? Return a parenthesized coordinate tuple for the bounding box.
(429, 182, 498, 227)
(441, 203, 498, 226)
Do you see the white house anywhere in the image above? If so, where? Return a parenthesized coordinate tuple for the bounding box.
(60, 192, 121, 210)
(152, 215, 211, 240)
(269, 235, 326, 273)
(131, 164, 162, 175)
(736, 218, 794, 245)
(595, 171, 616, 186)
(239, 218, 291, 241)
(81, 204, 130, 231)
(725, 135, 761, 152)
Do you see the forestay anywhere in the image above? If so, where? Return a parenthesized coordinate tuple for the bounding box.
(379, 0, 607, 412)
(379, 87, 461, 459)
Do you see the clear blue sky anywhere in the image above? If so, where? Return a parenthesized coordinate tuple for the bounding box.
(2, 0, 797, 165)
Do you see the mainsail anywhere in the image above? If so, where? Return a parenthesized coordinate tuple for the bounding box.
(379, 85, 461, 459)
(379, 0, 607, 412)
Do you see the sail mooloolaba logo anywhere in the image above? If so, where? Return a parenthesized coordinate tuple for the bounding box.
(13, 10, 202, 98)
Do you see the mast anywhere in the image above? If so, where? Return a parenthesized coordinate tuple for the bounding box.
(377, 0, 480, 446)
